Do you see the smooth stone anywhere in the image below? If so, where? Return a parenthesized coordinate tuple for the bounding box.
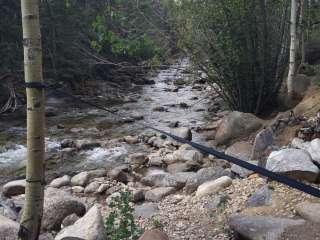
(49, 175, 71, 188)
(138, 229, 169, 240)
(170, 127, 192, 141)
(295, 201, 320, 223)
(225, 141, 253, 160)
(231, 161, 258, 178)
(134, 202, 159, 218)
(196, 176, 232, 197)
(0, 215, 19, 240)
(145, 187, 176, 202)
(245, 185, 273, 208)
(141, 173, 184, 189)
(3, 179, 26, 197)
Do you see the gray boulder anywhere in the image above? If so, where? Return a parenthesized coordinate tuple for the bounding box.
(307, 138, 320, 164)
(231, 161, 258, 178)
(225, 141, 253, 160)
(172, 149, 203, 163)
(266, 149, 319, 182)
(55, 205, 107, 240)
(134, 202, 159, 218)
(145, 187, 176, 202)
(49, 175, 71, 188)
(196, 176, 232, 197)
(3, 179, 26, 197)
(215, 111, 262, 145)
(0, 195, 18, 221)
(295, 201, 320, 223)
(250, 129, 273, 161)
(42, 187, 86, 231)
(245, 185, 273, 208)
(229, 214, 305, 240)
(141, 173, 184, 189)
(0, 215, 19, 240)
(170, 127, 192, 141)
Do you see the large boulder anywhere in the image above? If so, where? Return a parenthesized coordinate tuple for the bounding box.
(184, 167, 231, 194)
(215, 111, 262, 145)
(266, 149, 319, 182)
(145, 187, 176, 202)
(3, 179, 26, 197)
(225, 141, 253, 160)
(138, 229, 169, 240)
(195, 176, 232, 197)
(250, 129, 273, 162)
(141, 173, 184, 189)
(0, 215, 19, 240)
(229, 214, 305, 240)
(170, 127, 192, 141)
(295, 202, 320, 223)
(134, 202, 159, 218)
(42, 188, 86, 231)
(55, 205, 107, 240)
(306, 138, 320, 164)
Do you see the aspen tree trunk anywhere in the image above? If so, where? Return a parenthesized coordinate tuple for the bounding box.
(287, 0, 297, 98)
(19, 0, 45, 239)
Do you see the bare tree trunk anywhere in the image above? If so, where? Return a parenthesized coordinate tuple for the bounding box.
(287, 0, 297, 98)
(18, 0, 45, 239)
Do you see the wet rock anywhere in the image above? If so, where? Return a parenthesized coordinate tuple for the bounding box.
(138, 229, 169, 240)
(245, 185, 273, 208)
(229, 214, 305, 240)
(170, 127, 192, 141)
(134, 202, 159, 218)
(130, 111, 144, 120)
(108, 164, 131, 183)
(124, 136, 139, 144)
(3, 179, 26, 197)
(55, 205, 107, 240)
(128, 153, 148, 166)
(62, 214, 80, 227)
(50, 175, 71, 188)
(295, 202, 320, 223)
(196, 176, 232, 197)
(184, 167, 231, 194)
(0, 194, 18, 220)
(251, 129, 273, 161)
(141, 173, 184, 189)
(0, 215, 19, 240)
(75, 140, 101, 150)
(266, 149, 319, 182)
(231, 161, 258, 178)
(153, 106, 166, 112)
(168, 121, 179, 128)
(42, 187, 86, 231)
(148, 136, 166, 148)
(61, 139, 76, 148)
(145, 187, 176, 202)
(215, 111, 262, 145)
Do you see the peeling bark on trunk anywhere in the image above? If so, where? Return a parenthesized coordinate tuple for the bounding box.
(19, 0, 45, 239)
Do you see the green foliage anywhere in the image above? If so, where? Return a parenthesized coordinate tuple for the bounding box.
(170, 0, 291, 114)
(105, 191, 142, 240)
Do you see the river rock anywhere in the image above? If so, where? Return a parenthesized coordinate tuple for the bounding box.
(215, 111, 262, 145)
(0, 195, 18, 221)
(141, 173, 184, 189)
(307, 138, 320, 164)
(55, 205, 107, 240)
(42, 187, 86, 231)
(153, 106, 166, 112)
(3, 179, 26, 197)
(245, 185, 273, 208)
(196, 176, 232, 197)
(0, 215, 19, 240)
(75, 140, 101, 150)
(266, 148, 319, 182)
(124, 136, 139, 144)
(108, 164, 131, 183)
(71, 170, 106, 187)
(130, 111, 144, 120)
(251, 129, 273, 161)
(167, 162, 199, 174)
(229, 214, 305, 240)
(128, 153, 148, 165)
(84, 181, 100, 194)
(145, 187, 176, 202)
(134, 202, 159, 218)
(172, 149, 203, 163)
(173, 172, 197, 184)
(170, 127, 192, 141)
(184, 167, 231, 194)
(295, 201, 320, 223)
(231, 161, 258, 178)
(148, 155, 164, 167)
(225, 141, 253, 160)
(138, 229, 169, 240)
(50, 175, 71, 188)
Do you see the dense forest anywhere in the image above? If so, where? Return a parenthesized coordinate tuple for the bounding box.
(1, 1, 320, 240)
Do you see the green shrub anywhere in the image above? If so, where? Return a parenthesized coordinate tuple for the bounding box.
(105, 191, 142, 240)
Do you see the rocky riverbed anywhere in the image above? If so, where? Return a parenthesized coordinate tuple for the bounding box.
(1, 59, 320, 240)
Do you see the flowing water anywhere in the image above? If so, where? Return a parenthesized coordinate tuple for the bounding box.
(0, 59, 215, 183)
